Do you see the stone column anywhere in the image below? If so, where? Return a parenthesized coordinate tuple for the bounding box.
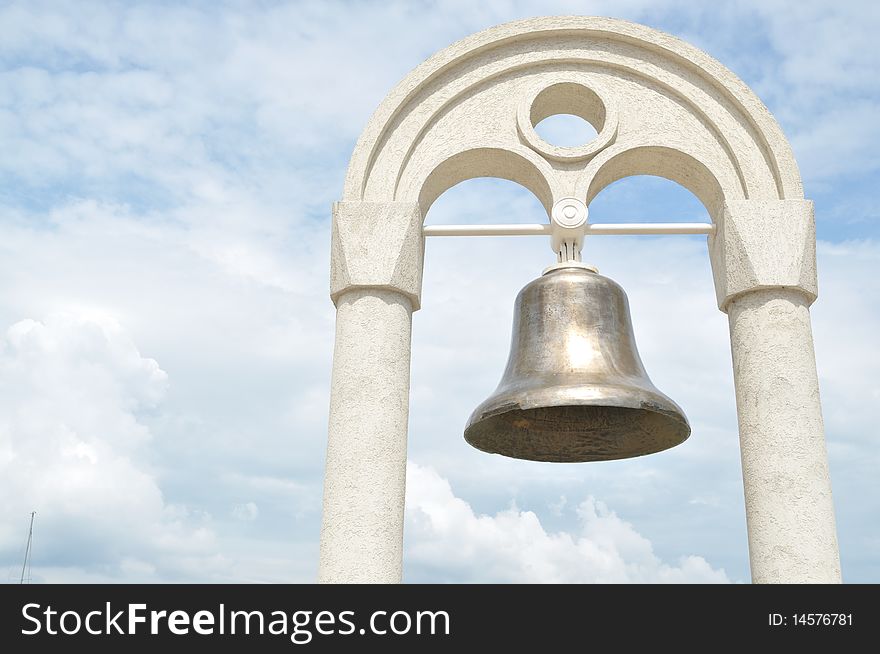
(710, 200, 841, 583)
(319, 202, 424, 584)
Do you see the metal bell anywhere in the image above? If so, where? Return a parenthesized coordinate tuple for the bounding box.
(464, 264, 690, 462)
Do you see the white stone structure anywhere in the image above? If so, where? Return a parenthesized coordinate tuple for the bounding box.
(319, 17, 841, 584)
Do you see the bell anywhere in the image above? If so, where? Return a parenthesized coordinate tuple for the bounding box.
(464, 264, 690, 462)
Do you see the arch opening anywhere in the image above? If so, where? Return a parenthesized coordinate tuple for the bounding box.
(417, 147, 554, 218)
(583, 146, 726, 222)
(424, 176, 548, 228)
(587, 174, 710, 226)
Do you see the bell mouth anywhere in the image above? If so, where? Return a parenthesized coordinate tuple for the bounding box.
(464, 402, 690, 463)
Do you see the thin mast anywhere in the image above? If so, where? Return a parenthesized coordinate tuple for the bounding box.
(20, 511, 35, 584)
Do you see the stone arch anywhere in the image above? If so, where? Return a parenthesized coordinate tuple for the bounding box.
(342, 16, 803, 220)
(323, 16, 839, 586)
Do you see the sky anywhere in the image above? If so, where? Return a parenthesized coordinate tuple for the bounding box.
(0, 0, 877, 584)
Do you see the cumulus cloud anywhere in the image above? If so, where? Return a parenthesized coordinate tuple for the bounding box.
(405, 462, 730, 583)
(0, 313, 224, 582)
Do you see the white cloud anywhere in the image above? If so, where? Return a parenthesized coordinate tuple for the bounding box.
(0, 313, 225, 582)
(405, 462, 731, 583)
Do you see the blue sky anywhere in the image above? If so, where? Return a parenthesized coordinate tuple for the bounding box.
(0, 0, 877, 583)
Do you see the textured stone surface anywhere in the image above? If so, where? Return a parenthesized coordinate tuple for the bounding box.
(710, 200, 817, 311)
(330, 202, 424, 310)
(728, 289, 841, 583)
(343, 16, 803, 217)
(322, 16, 840, 584)
(319, 289, 413, 583)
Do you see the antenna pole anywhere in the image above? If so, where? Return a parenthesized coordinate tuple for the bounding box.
(20, 511, 35, 584)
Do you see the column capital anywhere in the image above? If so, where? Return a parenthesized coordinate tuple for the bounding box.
(709, 199, 817, 312)
(330, 201, 425, 310)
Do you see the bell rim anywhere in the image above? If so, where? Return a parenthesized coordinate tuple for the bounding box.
(466, 379, 689, 424)
(464, 402, 691, 463)
(464, 381, 690, 463)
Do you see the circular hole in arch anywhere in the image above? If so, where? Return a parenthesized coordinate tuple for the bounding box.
(528, 82, 607, 151)
(533, 114, 598, 148)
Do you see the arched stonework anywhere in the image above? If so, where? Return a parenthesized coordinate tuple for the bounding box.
(321, 17, 840, 585)
(343, 16, 803, 221)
